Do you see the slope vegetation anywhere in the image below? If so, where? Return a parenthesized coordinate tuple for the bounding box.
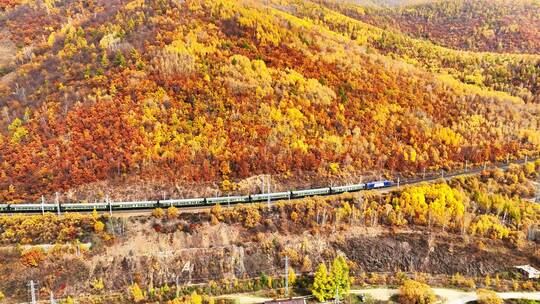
(339, 0, 540, 54)
(1, 163, 540, 301)
(0, 0, 539, 203)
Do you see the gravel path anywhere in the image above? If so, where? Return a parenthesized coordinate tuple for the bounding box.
(351, 288, 540, 303)
(218, 288, 540, 304)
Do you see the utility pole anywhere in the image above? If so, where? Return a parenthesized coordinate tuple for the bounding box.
(267, 176, 271, 209)
(50, 291, 57, 304)
(107, 195, 112, 217)
(41, 195, 45, 215)
(527, 224, 537, 241)
(284, 256, 289, 298)
(55, 192, 61, 216)
(28, 280, 37, 304)
(397, 177, 400, 189)
(422, 168, 426, 180)
(107, 195, 116, 237)
(536, 176, 540, 203)
(334, 285, 340, 304)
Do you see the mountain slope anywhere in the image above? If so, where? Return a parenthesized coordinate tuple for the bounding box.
(316, 0, 540, 100)
(336, 0, 540, 54)
(0, 0, 539, 203)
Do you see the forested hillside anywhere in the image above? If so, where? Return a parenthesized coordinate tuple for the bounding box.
(0, 0, 539, 203)
(338, 0, 540, 54)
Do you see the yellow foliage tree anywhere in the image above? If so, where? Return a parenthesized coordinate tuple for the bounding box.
(311, 263, 331, 302)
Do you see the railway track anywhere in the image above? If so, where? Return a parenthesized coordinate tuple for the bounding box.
(1, 156, 538, 216)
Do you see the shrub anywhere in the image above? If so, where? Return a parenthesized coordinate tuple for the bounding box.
(191, 291, 202, 304)
(476, 289, 502, 304)
(484, 275, 491, 287)
(280, 248, 301, 265)
(398, 279, 435, 304)
(0, 213, 94, 244)
(291, 211, 299, 222)
(210, 215, 219, 225)
(152, 208, 164, 218)
(469, 215, 510, 239)
(211, 204, 223, 219)
(494, 274, 501, 289)
(130, 283, 145, 303)
(91, 278, 104, 290)
(91, 209, 99, 220)
(301, 256, 312, 272)
(522, 281, 534, 291)
(167, 206, 180, 219)
(20, 247, 46, 267)
(94, 221, 105, 233)
(288, 267, 296, 286)
(244, 208, 261, 228)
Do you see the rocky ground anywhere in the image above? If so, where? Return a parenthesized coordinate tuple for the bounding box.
(2, 212, 537, 302)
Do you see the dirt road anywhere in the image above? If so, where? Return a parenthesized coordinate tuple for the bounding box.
(219, 288, 540, 304)
(351, 288, 540, 303)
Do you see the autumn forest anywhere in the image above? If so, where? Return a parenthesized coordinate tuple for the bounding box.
(2, 1, 540, 302)
(0, 0, 539, 203)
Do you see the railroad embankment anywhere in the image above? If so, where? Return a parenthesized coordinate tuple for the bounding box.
(1, 163, 539, 302)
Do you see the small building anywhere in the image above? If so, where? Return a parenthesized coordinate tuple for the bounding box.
(515, 265, 540, 279)
(264, 298, 307, 304)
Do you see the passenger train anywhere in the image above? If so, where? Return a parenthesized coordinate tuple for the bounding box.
(0, 180, 393, 214)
